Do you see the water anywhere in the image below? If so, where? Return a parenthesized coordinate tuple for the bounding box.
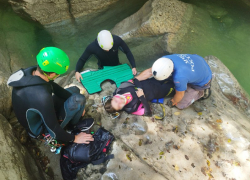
(179, 0, 250, 94)
(0, 0, 250, 95)
(0, 3, 54, 71)
(0, 0, 148, 72)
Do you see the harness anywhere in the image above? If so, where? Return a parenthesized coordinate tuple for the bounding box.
(113, 81, 140, 113)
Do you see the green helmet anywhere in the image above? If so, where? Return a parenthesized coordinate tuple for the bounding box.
(36, 47, 70, 75)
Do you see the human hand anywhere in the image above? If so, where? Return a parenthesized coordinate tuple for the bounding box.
(167, 99, 175, 108)
(136, 88, 144, 97)
(74, 132, 94, 144)
(75, 72, 83, 82)
(132, 68, 137, 75)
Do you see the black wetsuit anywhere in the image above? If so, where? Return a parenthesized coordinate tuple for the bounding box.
(114, 78, 175, 116)
(8, 66, 75, 142)
(75, 35, 136, 72)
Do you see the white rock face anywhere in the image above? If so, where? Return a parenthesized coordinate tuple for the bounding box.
(60, 55, 250, 180)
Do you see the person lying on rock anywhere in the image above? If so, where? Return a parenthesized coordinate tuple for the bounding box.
(7, 47, 94, 144)
(150, 54, 212, 109)
(75, 30, 137, 82)
(102, 69, 175, 117)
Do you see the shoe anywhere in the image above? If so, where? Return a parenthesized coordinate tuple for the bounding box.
(76, 118, 94, 132)
(199, 88, 211, 100)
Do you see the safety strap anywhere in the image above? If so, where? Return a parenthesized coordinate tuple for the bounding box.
(91, 154, 114, 165)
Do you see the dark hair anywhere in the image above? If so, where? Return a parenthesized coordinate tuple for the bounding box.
(37, 65, 57, 75)
(104, 98, 117, 114)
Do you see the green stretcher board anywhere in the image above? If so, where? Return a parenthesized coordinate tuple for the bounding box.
(80, 64, 134, 94)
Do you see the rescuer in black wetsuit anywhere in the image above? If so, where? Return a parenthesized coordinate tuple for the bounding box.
(75, 30, 137, 82)
(8, 47, 94, 143)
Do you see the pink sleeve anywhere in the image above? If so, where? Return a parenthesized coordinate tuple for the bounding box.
(131, 103, 145, 116)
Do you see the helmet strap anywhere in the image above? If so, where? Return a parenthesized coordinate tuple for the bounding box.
(43, 72, 59, 81)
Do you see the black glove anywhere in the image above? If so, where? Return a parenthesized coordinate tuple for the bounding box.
(167, 99, 174, 108)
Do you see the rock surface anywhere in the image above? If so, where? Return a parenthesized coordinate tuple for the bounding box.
(111, 0, 214, 70)
(206, 55, 250, 116)
(8, 0, 118, 25)
(0, 71, 12, 119)
(0, 4, 39, 118)
(0, 114, 44, 180)
(41, 55, 250, 180)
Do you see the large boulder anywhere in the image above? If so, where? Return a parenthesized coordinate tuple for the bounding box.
(111, 0, 214, 70)
(205, 55, 250, 116)
(52, 55, 250, 180)
(8, 0, 118, 25)
(8, 0, 73, 25)
(0, 114, 44, 180)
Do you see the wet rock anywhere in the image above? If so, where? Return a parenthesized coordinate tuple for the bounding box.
(127, 117, 148, 135)
(0, 114, 44, 180)
(205, 55, 250, 116)
(205, 5, 228, 19)
(25, 55, 250, 180)
(9, 0, 118, 25)
(112, 0, 195, 68)
(221, 16, 234, 27)
(192, 101, 205, 112)
(152, 103, 164, 120)
(0, 71, 12, 118)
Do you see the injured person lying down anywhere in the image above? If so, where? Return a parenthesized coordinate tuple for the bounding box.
(102, 68, 175, 118)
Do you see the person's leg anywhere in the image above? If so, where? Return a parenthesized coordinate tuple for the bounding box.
(176, 86, 204, 109)
(149, 78, 175, 99)
(59, 86, 86, 129)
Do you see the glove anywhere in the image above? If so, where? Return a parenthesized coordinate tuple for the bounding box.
(167, 99, 174, 108)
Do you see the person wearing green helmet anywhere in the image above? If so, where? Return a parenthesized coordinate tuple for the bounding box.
(8, 47, 94, 144)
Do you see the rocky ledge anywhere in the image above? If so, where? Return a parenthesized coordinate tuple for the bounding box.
(39, 55, 249, 180)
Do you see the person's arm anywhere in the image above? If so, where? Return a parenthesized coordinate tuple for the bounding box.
(170, 78, 187, 106)
(136, 88, 152, 116)
(75, 46, 93, 73)
(117, 36, 137, 75)
(134, 68, 152, 81)
(75, 45, 93, 82)
(35, 93, 75, 142)
(171, 90, 185, 105)
(50, 82, 71, 100)
(35, 92, 93, 143)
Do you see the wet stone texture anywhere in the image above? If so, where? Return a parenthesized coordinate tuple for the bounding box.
(20, 55, 250, 180)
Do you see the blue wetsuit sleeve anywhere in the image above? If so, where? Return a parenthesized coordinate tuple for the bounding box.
(51, 82, 71, 100)
(35, 93, 75, 142)
(75, 45, 93, 72)
(117, 36, 136, 68)
(174, 78, 188, 91)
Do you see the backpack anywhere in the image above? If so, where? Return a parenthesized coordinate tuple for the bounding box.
(60, 127, 115, 180)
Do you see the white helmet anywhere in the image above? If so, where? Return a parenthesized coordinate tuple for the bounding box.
(152, 57, 174, 80)
(97, 30, 113, 51)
